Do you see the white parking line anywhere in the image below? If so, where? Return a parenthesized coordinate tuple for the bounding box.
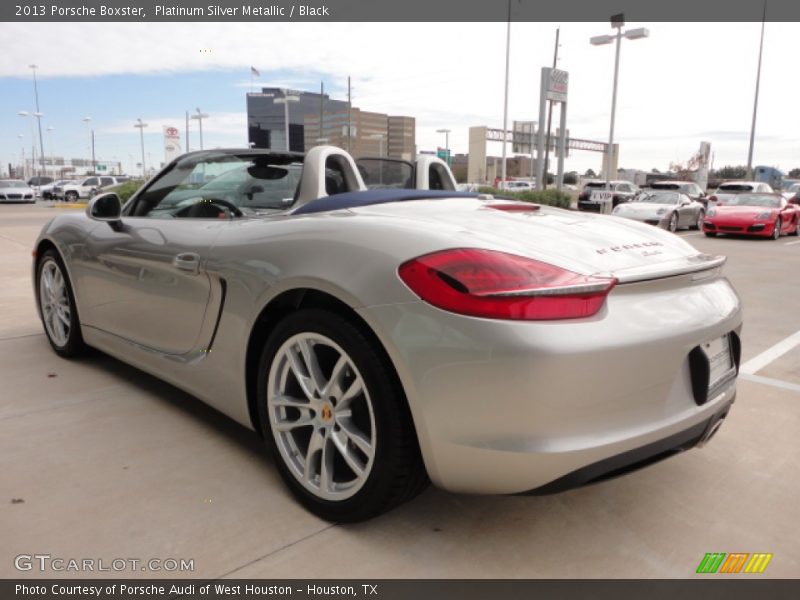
(784, 240, 800, 246)
(740, 329, 800, 375)
(739, 373, 800, 395)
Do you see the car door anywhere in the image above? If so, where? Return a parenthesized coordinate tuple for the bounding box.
(81, 177, 99, 196)
(77, 162, 235, 355)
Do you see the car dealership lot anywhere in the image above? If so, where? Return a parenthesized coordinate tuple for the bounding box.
(1, 202, 798, 578)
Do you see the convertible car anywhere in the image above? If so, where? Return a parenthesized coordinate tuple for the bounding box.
(612, 190, 705, 232)
(703, 192, 800, 239)
(34, 147, 742, 521)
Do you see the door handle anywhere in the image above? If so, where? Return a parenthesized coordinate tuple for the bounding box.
(173, 252, 201, 274)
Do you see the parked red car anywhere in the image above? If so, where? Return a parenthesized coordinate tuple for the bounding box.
(703, 193, 800, 239)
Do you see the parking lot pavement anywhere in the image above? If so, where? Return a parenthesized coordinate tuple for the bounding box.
(1, 203, 798, 579)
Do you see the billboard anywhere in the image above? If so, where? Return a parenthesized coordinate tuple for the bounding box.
(543, 68, 569, 103)
(163, 126, 182, 164)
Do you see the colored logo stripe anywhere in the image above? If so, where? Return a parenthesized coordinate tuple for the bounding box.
(696, 552, 773, 574)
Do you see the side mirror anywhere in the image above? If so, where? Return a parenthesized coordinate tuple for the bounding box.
(87, 192, 122, 223)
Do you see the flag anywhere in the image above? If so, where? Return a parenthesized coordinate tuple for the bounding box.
(250, 66, 260, 77)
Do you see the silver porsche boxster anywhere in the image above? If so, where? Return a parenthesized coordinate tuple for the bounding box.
(612, 190, 706, 232)
(33, 146, 742, 521)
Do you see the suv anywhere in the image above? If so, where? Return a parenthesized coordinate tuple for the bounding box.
(58, 175, 120, 201)
(578, 180, 640, 214)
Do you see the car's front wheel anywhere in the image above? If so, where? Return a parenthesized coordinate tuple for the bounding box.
(257, 308, 427, 522)
(65, 191, 79, 202)
(36, 249, 86, 357)
(772, 218, 782, 240)
(693, 210, 705, 230)
(668, 212, 678, 232)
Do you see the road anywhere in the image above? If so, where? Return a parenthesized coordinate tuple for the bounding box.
(1, 202, 798, 578)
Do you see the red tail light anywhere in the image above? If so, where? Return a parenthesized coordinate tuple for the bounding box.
(398, 248, 616, 321)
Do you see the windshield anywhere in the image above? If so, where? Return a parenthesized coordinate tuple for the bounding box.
(718, 184, 754, 192)
(131, 153, 304, 218)
(724, 194, 781, 208)
(635, 191, 680, 205)
(0, 180, 29, 188)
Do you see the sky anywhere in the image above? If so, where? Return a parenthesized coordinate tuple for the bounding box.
(0, 21, 798, 177)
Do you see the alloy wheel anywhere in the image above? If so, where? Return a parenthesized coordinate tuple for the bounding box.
(267, 332, 376, 502)
(39, 259, 71, 347)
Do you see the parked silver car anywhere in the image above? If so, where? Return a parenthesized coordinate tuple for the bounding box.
(612, 190, 706, 232)
(33, 147, 742, 521)
(0, 180, 35, 203)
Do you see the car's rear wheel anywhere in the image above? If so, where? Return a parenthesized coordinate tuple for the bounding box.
(36, 249, 86, 357)
(693, 210, 705, 230)
(668, 212, 678, 232)
(772, 218, 782, 240)
(66, 191, 79, 202)
(257, 308, 427, 522)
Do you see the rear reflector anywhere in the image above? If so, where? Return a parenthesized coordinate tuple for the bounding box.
(398, 248, 616, 320)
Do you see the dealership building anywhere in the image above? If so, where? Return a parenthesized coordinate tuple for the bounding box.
(246, 87, 416, 160)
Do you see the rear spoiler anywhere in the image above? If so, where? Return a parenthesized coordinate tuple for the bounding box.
(594, 254, 727, 284)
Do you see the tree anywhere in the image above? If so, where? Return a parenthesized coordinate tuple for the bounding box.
(651, 168, 661, 174)
(584, 168, 596, 178)
(563, 172, 578, 185)
(788, 168, 800, 179)
(712, 165, 748, 180)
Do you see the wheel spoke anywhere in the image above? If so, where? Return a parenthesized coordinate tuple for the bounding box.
(296, 338, 326, 396)
(338, 418, 375, 460)
(273, 408, 314, 432)
(286, 346, 318, 400)
(318, 436, 335, 493)
(321, 355, 348, 399)
(56, 310, 70, 326)
(303, 428, 326, 484)
(336, 375, 364, 411)
(270, 394, 310, 409)
(331, 427, 368, 476)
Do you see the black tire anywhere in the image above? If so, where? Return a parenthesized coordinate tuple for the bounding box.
(66, 191, 79, 202)
(668, 212, 678, 233)
(692, 210, 705, 230)
(772, 218, 781, 240)
(36, 249, 87, 358)
(704, 232, 717, 237)
(256, 308, 428, 522)
(792, 217, 800, 236)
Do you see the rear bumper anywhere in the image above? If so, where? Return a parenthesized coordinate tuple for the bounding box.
(359, 273, 743, 495)
(523, 394, 734, 495)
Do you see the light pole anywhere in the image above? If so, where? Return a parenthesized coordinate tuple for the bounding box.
(590, 15, 649, 190)
(29, 65, 47, 179)
(368, 133, 385, 157)
(747, 1, 767, 179)
(18, 111, 37, 178)
(273, 93, 300, 151)
(134, 118, 148, 178)
(436, 128, 451, 164)
(17, 134, 25, 179)
(46, 126, 55, 169)
(81, 116, 92, 173)
(190, 108, 209, 150)
(501, 0, 512, 186)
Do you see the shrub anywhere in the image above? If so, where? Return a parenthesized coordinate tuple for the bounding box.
(107, 180, 145, 202)
(476, 186, 571, 209)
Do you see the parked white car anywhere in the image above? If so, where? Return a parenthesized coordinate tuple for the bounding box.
(58, 175, 120, 201)
(0, 179, 35, 203)
(501, 180, 536, 192)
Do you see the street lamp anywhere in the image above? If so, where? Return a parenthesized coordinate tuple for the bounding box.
(367, 133, 385, 157)
(81, 116, 92, 173)
(501, 0, 513, 186)
(436, 128, 451, 163)
(17, 134, 25, 179)
(29, 65, 47, 179)
(190, 108, 209, 150)
(46, 126, 55, 168)
(18, 111, 37, 177)
(590, 15, 649, 190)
(134, 118, 148, 178)
(273, 93, 300, 151)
